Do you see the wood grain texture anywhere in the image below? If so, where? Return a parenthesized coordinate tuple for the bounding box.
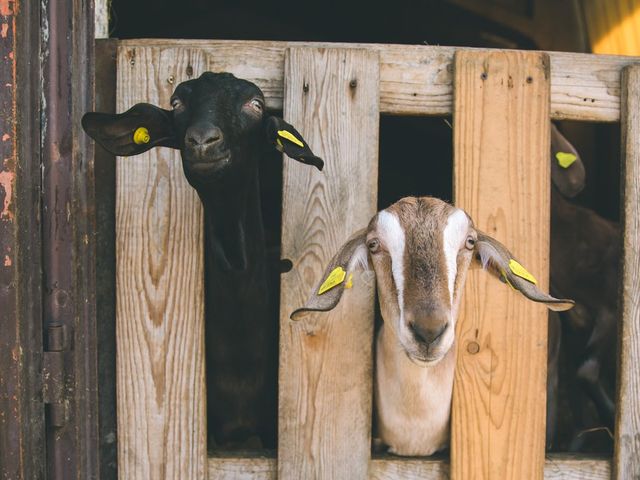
(615, 64, 640, 480)
(116, 47, 207, 480)
(278, 47, 379, 480)
(205, 454, 611, 479)
(451, 51, 551, 480)
(117, 39, 640, 121)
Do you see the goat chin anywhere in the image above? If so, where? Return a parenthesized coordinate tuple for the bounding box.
(375, 325, 455, 456)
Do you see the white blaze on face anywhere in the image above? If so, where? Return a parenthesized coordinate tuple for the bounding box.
(442, 209, 470, 305)
(377, 210, 406, 320)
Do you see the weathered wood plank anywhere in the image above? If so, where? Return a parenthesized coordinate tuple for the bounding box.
(116, 47, 207, 480)
(118, 39, 639, 121)
(206, 455, 611, 479)
(615, 64, 640, 480)
(451, 51, 551, 479)
(278, 47, 379, 480)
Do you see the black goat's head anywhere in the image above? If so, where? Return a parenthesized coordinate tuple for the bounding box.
(82, 72, 323, 190)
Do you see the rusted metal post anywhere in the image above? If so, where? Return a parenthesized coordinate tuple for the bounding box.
(41, 0, 99, 477)
(0, 0, 45, 478)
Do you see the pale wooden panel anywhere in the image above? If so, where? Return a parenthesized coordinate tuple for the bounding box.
(118, 39, 640, 121)
(208, 453, 276, 480)
(451, 51, 551, 479)
(116, 47, 207, 479)
(94, 0, 109, 39)
(206, 455, 611, 479)
(615, 64, 640, 480)
(278, 48, 379, 479)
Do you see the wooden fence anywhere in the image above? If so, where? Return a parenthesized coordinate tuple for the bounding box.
(110, 40, 640, 479)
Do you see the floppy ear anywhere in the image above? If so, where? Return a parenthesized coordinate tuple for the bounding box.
(290, 229, 370, 320)
(82, 103, 179, 156)
(550, 123, 586, 198)
(473, 231, 575, 312)
(265, 116, 324, 171)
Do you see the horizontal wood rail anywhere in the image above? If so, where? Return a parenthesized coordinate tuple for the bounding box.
(207, 454, 611, 479)
(118, 39, 640, 121)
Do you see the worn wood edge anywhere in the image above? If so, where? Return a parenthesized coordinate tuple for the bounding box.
(115, 39, 640, 121)
(115, 47, 207, 480)
(451, 49, 551, 479)
(277, 46, 379, 480)
(614, 64, 640, 480)
(206, 455, 611, 479)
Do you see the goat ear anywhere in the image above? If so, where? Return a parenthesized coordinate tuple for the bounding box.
(473, 231, 575, 312)
(265, 116, 324, 171)
(82, 103, 179, 156)
(550, 123, 586, 198)
(290, 229, 371, 321)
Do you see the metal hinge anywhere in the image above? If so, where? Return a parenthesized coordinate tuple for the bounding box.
(42, 324, 68, 427)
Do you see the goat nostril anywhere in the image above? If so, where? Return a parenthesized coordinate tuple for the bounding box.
(203, 134, 220, 145)
(409, 322, 449, 346)
(185, 126, 222, 147)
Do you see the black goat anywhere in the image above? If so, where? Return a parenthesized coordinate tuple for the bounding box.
(547, 124, 619, 451)
(82, 72, 323, 449)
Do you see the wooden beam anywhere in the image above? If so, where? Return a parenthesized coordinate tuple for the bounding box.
(207, 454, 612, 479)
(116, 47, 207, 479)
(118, 39, 640, 121)
(615, 64, 640, 480)
(451, 50, 550, 479)
(278, 47, 379, 479)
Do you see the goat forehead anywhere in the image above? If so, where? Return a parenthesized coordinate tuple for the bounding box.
(384, 197, 457, 252)
(176, 74, 263, 104)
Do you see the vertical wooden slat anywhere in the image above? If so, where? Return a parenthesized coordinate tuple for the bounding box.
(278, 47, 379, 480)
(615, 64, 640, 480)
(451, 50, 551, 479)
(116, 47, 207, 480)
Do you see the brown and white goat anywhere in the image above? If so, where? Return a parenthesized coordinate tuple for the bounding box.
(292, 196, 574, 456)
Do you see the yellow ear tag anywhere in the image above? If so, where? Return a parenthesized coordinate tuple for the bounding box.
(556, 151, 577, 169)
(318, 266, 347, 295)
(508, 259, 537, 285)
(277, 129, 304, 147)
(133, 127, 151, 145)
(344, 273, 354, 289)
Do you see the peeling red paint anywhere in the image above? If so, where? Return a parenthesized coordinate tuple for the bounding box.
(0, 170, 14, 220)
(3, 255, 10, 266)
(7, 51, 12, 59)
(0, 0, 15, 17)
(0, 23, 7, 38)
(2, 134, 9, 141)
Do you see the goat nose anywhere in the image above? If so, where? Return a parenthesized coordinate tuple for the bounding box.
(409, 321, 449, 346)
(185, 125, 223, 147)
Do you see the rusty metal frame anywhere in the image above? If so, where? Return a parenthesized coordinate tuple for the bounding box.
(1, 0, 102, 478)
(0, 0, 45, 477)
(40, 0, 100, 477)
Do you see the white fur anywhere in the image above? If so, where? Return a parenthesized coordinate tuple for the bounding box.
(377, 210, 407, 321)
(442, 209, 470, 305)
(375, 326, 454, 456)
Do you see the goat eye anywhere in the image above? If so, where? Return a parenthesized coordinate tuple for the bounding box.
(171, 98, 183, 110)
(367, 239, 380, 253)
(245, 98, 264, 116)
(465, 236, 476, 250)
